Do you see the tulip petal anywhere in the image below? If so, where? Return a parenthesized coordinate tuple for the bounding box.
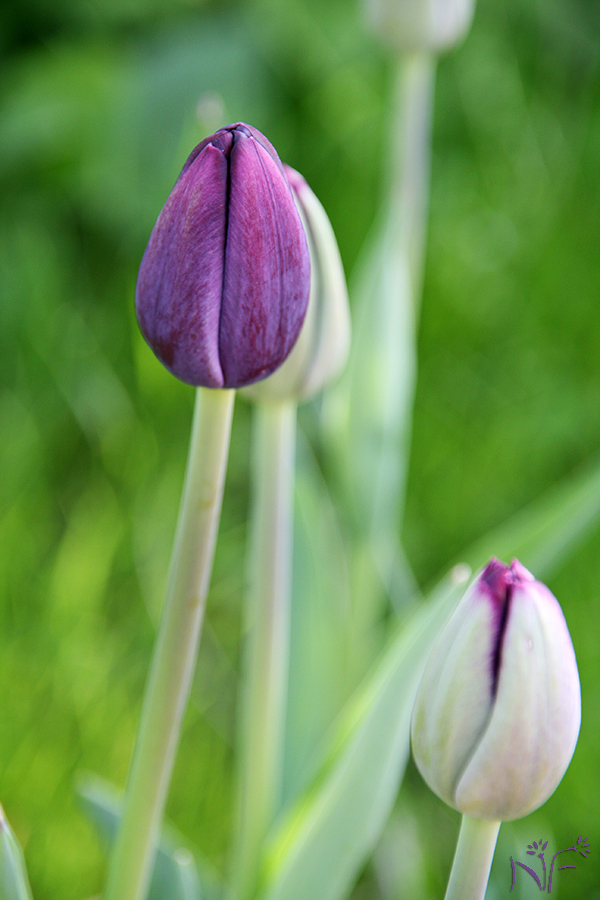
(455, 579, 581, 820)
(219, 130, 310, 388)
(136, 141, 230, 387)
(410, 584, 497, 807)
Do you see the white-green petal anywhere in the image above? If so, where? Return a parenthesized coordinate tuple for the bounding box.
(456, 581, 581, 820)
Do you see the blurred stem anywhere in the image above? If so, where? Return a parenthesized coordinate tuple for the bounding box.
(444, 816, 501, 900)
(233, 400, 296, 900)
(387, 50, 436, 299)
(370, 50, 437, 606)
(104, 387, 235, 900)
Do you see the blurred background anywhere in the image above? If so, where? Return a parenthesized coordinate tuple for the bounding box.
(1, 0, 599, 897)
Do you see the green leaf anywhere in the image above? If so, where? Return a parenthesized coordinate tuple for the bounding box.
(458, 452, 600, 580)
(283, 431, 352, 807)
(325, 233, 418, 600)
(0, 805, 34, 900)
(322, 52, 435, 613)
(258, 571, 470, 900)
(77, 776, 221, 900)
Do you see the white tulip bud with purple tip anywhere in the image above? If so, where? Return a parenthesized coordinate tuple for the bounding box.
(411, 558, 581, 821)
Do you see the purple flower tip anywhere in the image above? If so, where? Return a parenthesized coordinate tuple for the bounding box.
(481, 558, 512, 606)
(481, 557, 534, 605)
(480, 558, 534, 697)
(136, 123, 310, 388)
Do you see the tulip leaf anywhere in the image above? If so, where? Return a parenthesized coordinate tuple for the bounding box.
(283, 430, 352, 807)
(458, 452, 600, 580)
(257, 572, 469, 900)
(0, 805, 34, 900)
(77, 776, 221, 900)
(326, 234, 418, 606)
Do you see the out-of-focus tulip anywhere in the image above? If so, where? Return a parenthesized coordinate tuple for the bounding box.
(365, 0, 475, 52)
(136, 123, 310, 389)
(411, 558, 581, 821)
(244, 166, 350, 403)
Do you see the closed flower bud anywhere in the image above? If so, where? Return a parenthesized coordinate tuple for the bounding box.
(135, 123, 310, 389)
(244, 166, 350, 403)
(411, 559, 581, 821)
(365, 0, 475, 52)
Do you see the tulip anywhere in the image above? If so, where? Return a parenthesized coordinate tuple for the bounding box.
(364, 0, 476, 52)
(233, 166, 350, 900)
(109, 125, 310, 900)
(244, 166, 350, 403)
(135, 123, 310, 389)
(411, 558, 581, 821)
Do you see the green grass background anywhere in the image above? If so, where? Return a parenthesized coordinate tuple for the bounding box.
(1, 0, 599, 897)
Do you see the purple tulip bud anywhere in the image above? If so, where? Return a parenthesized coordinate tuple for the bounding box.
(135, 123, 311, 389)
(411, 559, 581, 821)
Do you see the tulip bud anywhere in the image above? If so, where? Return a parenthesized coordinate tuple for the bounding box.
(364, 0, 475, 52)
(136, 123, 310, 389)
(244, 166, 350, 403)
(411, 559, 581, 821)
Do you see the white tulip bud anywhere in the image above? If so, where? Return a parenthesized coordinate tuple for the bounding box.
(365, 0, 476, 53)
(243, 166, 350, 404)
(411, 559, 581, 821)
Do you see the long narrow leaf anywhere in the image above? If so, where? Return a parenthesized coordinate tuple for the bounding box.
(324, 234, 417, 608)
(283, 431, 352, 808)
(458, 452, 600, 580)
(77, 776, 218, 900)
(0, 805, 34, 900)
(260, 452, 600, 900)
(257, 572, 469, 900)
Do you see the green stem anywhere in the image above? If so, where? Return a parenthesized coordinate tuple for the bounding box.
(104, 387, 235, 900)
(369, 50, 437, 607)
(233, 400, 297, 900)
(444, 816, 501, 900)
(387, 51, 436, 299)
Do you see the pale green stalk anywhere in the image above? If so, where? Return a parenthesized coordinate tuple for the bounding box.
(444, 816, 501, 900)
(233, 400, 297, 900)
(104, 387, 235, 900)
(323, 51, 435, 616)
(374, 50, 436, 605)
(386, 50, 437, 296)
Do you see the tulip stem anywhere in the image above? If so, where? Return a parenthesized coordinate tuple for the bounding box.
(233, 399, 297, 900)
(381, 50, 437, 603)
(444, 816, 501, 900)
(104, 387, 235, 900)
(388, 50, 436, 300)
(327, 51, 436, 612)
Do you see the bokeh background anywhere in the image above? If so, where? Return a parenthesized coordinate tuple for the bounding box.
(1, 0, 599, 897)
